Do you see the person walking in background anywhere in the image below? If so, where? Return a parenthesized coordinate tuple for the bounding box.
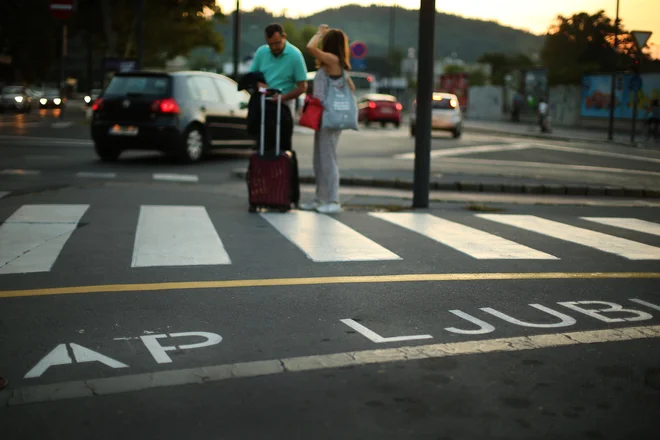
(302, 25, 355, 214)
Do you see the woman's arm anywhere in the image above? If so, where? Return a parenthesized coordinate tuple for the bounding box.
(306, 25, 338, 66)
(346, 76, 356, 92)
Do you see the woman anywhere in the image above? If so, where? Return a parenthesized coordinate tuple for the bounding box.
(301, 25, 355, 214)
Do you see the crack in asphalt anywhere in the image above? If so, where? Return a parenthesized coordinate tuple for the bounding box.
(0, 228, 73, 269)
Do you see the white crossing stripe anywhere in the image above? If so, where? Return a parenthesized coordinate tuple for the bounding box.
(0, 205, 89, 274)
(581, 218, 660, 237)
(132, 206, 231, 267)
(0, 191, 8, 199)
(370, 213, 557, 259)
(478, 214, 660, 260)
(76, 172, 117, 179)
(260, 211, 401, 262)
(152, 173, 199, 183)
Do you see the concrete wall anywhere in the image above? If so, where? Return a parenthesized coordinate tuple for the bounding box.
(467, 86, 502, 120)
(549, 85, 581, 127)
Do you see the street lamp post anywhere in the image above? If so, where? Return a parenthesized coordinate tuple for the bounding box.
(607, 0, 620, 140)
(233, 0, 240, 80)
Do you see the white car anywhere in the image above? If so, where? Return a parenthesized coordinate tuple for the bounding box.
(410, 92, 463, 138)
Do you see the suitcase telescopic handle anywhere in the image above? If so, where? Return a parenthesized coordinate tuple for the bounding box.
(259, 89, 283, 156)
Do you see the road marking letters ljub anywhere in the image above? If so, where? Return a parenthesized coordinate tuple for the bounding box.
(132, 205, 231, 267)
(261, 211, 401, 262)
(0, 204, 89, 274)
(478, 214, 660, 260)
(340, 319, 433, 343)
(370, 212, 556, 259)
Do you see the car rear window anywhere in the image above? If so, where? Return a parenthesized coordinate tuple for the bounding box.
(432, 99, 455, 110)
(104, 75, 171, 97)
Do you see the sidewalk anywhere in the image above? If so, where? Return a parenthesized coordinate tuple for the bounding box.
(463, 119, 648, 147)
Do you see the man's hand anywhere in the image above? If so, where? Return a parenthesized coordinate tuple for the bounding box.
(257, 82, 268, 90)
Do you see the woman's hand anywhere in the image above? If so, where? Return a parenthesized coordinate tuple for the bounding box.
(317, 24, 329, 36)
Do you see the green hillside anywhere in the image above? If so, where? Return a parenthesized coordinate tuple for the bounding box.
(214, 4, 543, 63)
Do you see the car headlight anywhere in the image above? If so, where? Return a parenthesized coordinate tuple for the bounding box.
(84, 96, 91, 103)
(14, 96, 23, 103)
(53, 98, 62, 105)
(40, 98, 47, 105)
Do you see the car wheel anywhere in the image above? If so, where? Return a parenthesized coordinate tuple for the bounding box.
(380, 121, 386, 128)
(395, 121, 401, 129)
(94, 142, 121, 162)
(179, 124, 205, 163)
(410, 124, 416, 137)
(452, 126, 462, 138)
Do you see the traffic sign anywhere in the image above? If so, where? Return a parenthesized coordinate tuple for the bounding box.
(631, 30, 652, 51)
(630, 74, 643, 92)
(351, 58, 367, 71)
(50, 0, 73, 20)
(350, 41, 368, 60)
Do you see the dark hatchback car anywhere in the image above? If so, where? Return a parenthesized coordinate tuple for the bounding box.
(91, 71, 254, 162)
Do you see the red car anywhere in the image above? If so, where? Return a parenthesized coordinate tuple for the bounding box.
(357, 93, 403, 127)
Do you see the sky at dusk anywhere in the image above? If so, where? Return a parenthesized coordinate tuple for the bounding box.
(216, 0, 659, 56)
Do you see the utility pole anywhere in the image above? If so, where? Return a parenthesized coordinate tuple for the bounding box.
(388, 3, 396, 76)
(136, 0, 144, 70)
(233, 0, 240, 80)
(412, 0, 435, 208)
(607, 0, 620, 140)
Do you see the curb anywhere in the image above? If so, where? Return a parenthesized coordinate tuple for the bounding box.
(233, 169, 660, 199)
(464, 126, 635, 147)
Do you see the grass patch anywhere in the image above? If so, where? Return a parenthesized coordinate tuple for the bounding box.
(464, 203, 505, 212)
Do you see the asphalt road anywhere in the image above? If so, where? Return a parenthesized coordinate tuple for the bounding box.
(1, 109, 660, 439)
(1, 106, 660, 191)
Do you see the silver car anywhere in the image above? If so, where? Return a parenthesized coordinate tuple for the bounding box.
(0, 85, 32, 113)
(410, 92, 463, 138)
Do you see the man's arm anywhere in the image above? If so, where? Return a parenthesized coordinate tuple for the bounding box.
(279, 48, 308, 101)
(280, 81, 308, 102)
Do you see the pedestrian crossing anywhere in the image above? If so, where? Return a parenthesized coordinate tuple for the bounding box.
(1, 204, 660, 274)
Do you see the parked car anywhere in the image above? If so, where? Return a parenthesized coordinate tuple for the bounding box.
(0, 85, 32, 113)
(39, 89, 66, 109)
(410, 92, 463, 138)
(357, 93, 402, 127)
(90, 70, 252, 162)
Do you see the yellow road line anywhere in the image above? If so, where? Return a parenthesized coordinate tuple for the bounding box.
(1, 272, 659, 299)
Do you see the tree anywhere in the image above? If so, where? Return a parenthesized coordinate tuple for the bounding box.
(540, 10, 647, 85)
(71, 0, 225, 67)
(477, 52, 534, 85)
(0, 0, 62, 83)
(282, 22, 318, 71)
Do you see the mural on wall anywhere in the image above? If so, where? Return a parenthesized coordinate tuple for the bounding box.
(581, 73, 660, 119)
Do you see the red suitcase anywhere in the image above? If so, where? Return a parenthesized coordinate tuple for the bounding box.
(247, 91, 295, 212)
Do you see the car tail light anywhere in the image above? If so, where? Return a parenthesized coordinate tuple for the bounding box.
(395, 103, 403, 111)
(92, 98, 103, 111)
(151, 98, 180, 114)
(368, 101, 376, 109)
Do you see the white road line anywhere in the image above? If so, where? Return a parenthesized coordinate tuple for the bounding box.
(394, 142, 531, 159)
(439, 157, 660, 178)
(478, 214, 660, 260)
(581, 218, 660, 237)
(152, 173, 199, 183)
(131, 206, 231, 267)
(0, 135, 93, 146)
(0, 169, 41, 176)
(0, 191, 8, 199)
(76, 171, 117, 179)
(0, 204, 89, 274)
(370, 212, 556, 260)
(535, 142, 660, 165)
(260, 211, 401, 262)
(4, 325, 660, 406)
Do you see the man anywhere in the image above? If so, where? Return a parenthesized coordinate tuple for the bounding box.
(249, 23, 308, 138)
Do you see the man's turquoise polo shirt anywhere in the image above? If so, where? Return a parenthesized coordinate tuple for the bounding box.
(249, 42, 308, 95)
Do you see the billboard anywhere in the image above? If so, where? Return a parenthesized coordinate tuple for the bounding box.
(581, 73, 660, 119)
